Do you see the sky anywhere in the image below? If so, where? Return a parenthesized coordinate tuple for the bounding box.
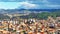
(0, 0, 60, 9)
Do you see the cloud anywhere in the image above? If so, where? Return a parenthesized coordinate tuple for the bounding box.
(0, 2, 21, 9)
(42, 0, 49, 3)
(46, 5, 60, 7)
(0, 2, 38, 9)
(0, 0, 27, 2)
(19, 2, 38, 9)
(0, 0, 60, 9)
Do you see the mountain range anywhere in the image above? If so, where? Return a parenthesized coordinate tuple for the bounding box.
(0, 9, 60, 19)
(0, 9, 60, 14)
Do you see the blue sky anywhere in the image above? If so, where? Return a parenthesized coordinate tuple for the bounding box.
(0, 0, 60, 9)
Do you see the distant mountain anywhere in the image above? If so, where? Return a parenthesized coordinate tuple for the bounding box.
(0, 9, 60, 19)
(0, 9, 60, 14)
